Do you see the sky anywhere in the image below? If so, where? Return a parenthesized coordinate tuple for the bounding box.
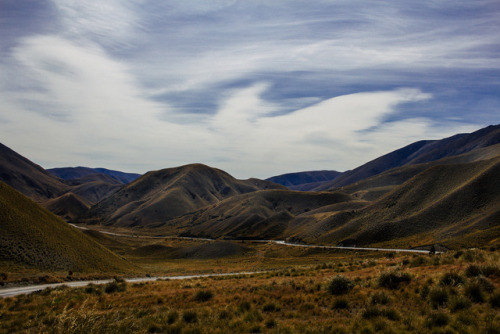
(0, 1, 499, 179)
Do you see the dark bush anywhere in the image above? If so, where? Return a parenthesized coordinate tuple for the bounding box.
(265, 319, 277, 328)
(439, 272, 465, 286)
(426, 312, 449, 328)
(429, 288, 449, 308)
(328, 275, 354, 295)
(333, 298, 349, 309)
(490, 292, 500, 308)
(182, 311, 198, 323)
(104, 279, 127, 294)
(370, 292, 391, 305)
(193, 290, 213, 302)
(167, 310, 179, 324)
(378, 271, 411, 289)
(449, 295, 471, 312)
(465, 282, 485, 303)
(465, 264, 482, 277)
(262, 303, 279, 312)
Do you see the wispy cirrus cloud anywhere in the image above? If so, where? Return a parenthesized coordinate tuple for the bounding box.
(0, 0, 498, 177)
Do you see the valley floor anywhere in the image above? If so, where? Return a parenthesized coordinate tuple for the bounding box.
(1, 248, 499, 333)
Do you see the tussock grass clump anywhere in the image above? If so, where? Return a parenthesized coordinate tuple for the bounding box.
(490, 292, 500, 308)
(465, 264, 500, 278)
(449, 295, 471, 312)
(104, 279, 127, 294)
(439, 272, 465, 286)
(426, 312, 449, 328)
(377, 271, 411, 289)
(328, 275, 354, 295)
(193, 290, 213, 302)
(370, 291, 391, 305)
(182, 311, 198, 323)
(464, 278, 493, 303)
(429, 287, 449, 308)
(333, 298, 349, 309)
(362, 306, 400, 321)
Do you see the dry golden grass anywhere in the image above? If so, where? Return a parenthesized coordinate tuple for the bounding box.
(1, 249, 499, 333)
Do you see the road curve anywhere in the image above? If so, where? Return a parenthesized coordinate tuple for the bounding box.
(70, 224, 439, 254)
(0, 271, 261, 298)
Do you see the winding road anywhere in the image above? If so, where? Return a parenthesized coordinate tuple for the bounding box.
(1, 225, 438, 298)
(0, 272, 261, 298)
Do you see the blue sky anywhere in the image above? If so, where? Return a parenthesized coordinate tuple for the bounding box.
(1, 0, 499, 178)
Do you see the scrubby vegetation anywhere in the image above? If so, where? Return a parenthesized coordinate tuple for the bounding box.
(1, 248, 499, 333)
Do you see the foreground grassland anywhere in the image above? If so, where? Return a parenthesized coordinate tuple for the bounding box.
(1, 249, 499, 333)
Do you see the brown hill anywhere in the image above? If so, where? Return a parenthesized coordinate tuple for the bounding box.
(315, 124, 500, 190)
(313, 155, 500, 248)
(341, 143, 500, 201)
(45, 192, 91, 221)
(86, 164, 286, 227)
(48, 167, 141, 184)
(266, 170, 342, 190)
(0, 181, 133, 273)
(66, 173, 123, 205)
(168, 189, 356, 240)
(0, 142, 69, 202)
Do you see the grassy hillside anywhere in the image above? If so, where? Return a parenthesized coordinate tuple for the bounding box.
(266, 170, 341, 190)
(0, 181, 133, 273)
(315, 156, 500, 248)
(48, 167, 141, 184)
(86, 164, 286, 227)
(167, 189, 356, 239)
(0, 142, 69, 202)
(315, 124, 500, 190)
(45, 192, 91, 221)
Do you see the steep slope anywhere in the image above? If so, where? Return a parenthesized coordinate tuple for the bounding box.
(315, 124, 500, 190)
(0, 181, 132, 272)
(266, 170, 341, 190)
(314, 156, 500, 248)
(48, 167, 141, 184)
(341, 143, 500, 201)
(167, 189, 357, 240)
(0, 143, 69, 201)
(45, 192, 91, 221)
(86, 164, 286, 227)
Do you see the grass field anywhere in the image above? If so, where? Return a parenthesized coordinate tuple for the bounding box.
(1, 248, 499, 333)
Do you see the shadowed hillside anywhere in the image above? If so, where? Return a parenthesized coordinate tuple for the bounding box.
(48, 167, 141, 184)
(168, 189, 357, 240)
(0, 181, 133, 273)
(315, 124, 500, 190)
(266, 170, 341, 190)
(0, 143, 69, 202)
(86, 164, 286, 227)
(313, 156, 500, 248)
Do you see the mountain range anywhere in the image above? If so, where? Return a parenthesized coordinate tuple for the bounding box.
(1, 124, 499, 250)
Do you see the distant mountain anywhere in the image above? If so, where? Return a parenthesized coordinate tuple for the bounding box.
(266, 170, 342, 190)
(315, 124, 500, 190)
(48, 167, 141, 184)
(0, 143, 69, 202)
(86, 163, 286, 227)
(0, 181, 132, 272)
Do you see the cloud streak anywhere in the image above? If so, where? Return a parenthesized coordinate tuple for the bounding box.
(0, 0, 498, 178)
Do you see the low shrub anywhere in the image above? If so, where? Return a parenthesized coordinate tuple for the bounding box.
(193, 290, 213, 302)
(333, 298, 349, 309)
(439, 272, 465, 286)
(465, 264, 482, 277)
(378, 271, 411, 289)
(429, 288, 449, 308)
(167, 310, 179, 324)
(328, 275, 354, 295)
(426, 312, 449, 328)
(449, 295, 471, 312)
(465, 281, 485, 303)
(182, 311, 198, 323)
(362, 306, 400, 321)
(490, 292, 500, 308)
(104, 279, 127, 294)
(370, 292, 391, 305)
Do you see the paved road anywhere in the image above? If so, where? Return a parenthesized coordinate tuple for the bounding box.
(0, 272, 261, 298)
(70, 224, 438, 254)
